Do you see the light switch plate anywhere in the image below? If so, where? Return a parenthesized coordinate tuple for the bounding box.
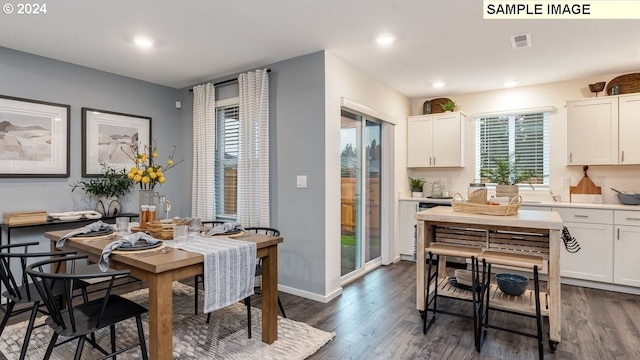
(296, 175, 307, 188)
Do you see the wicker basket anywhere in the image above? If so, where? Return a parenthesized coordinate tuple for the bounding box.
(451, 193, 522, 216)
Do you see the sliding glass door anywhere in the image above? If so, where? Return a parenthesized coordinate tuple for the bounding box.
(340, 110, 382, 277)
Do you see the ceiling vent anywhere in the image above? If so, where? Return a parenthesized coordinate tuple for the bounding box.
(510, 33, 532, 49)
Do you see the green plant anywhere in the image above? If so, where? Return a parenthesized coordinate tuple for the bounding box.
(72, 163, 134, 197)
(440, 99, 457, 112)
(409, 177, 426, 191)
(480, 155, 538, 185)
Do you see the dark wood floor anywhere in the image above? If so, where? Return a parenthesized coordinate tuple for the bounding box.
(3, 261, 640, 359)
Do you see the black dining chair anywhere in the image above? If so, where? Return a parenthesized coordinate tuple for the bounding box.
(0, 242, 86, 360)
(26, 254, 149, 360)
(242, 226, 286, 319)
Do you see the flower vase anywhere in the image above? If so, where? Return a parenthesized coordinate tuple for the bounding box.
(96, 196, 122, 217)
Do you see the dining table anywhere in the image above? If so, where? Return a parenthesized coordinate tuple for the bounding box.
(45, 229, 283, 360)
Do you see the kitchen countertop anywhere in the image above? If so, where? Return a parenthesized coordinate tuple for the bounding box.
(399, 196, 640, 211)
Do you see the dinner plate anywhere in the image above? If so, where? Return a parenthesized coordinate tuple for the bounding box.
(210, 229, 243, 236)
(84, 213, 103, 219)
(116, 241, 162, 251)
(79, 229, 114, 237)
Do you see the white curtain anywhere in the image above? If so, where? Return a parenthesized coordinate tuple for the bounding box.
(191, 83, 216, 220)
(237, 69, 270, 226)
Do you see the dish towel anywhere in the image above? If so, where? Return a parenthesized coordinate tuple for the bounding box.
(98, 233, 160, 271)
(174, 237, 256, 313)
(55, 221, 116, 248)
(205, 222, 245, 236)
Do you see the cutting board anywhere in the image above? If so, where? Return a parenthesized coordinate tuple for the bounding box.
(570, 166, 601, 202)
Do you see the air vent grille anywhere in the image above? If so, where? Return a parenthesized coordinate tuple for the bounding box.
(510, 33, 532, 49)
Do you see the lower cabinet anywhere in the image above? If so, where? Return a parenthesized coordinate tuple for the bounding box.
(398, 200, 418, 260)
(560, 222, 614, 282)
(614, 211, 640, 287)
(554, 207, 614, 283)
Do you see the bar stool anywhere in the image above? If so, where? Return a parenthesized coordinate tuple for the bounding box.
(423, 243, 483, 346)
(476, 250, 545, 360)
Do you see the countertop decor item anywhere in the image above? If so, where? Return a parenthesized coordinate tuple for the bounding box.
(481, 155, 540, 200)
(606, 73, 640, 95)
(451, 192, 522, 216)
(588, 81, 605, 97)
(409, 177, 425, 198)
(496, 273, 528, 296)
(616, 193, 640, 205)
(569, 166, 602, 203)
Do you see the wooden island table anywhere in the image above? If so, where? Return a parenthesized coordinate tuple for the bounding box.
(415, 206, 564, 348)
(45, 229, 283, 360)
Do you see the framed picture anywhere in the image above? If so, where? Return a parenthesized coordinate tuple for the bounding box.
(82, 108, 151, 177)
(0, 95, 70, 178)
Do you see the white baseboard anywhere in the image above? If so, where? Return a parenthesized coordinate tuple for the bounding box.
(561, 277, 640, 295)
(278, 284, 343, 303)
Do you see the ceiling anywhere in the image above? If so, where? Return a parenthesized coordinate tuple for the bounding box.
(2, 0, 639, 98)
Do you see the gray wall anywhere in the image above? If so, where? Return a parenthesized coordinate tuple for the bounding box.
(181, 51, 327, 296)
(0, 47, 186, 247)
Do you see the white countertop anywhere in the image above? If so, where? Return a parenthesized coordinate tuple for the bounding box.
(399, 196, 640, 211)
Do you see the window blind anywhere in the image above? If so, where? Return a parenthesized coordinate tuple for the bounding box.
(476, 111, 549, 186)
(215, 104, 239, 216)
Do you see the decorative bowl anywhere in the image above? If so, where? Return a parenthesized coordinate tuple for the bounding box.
(495, 273, 528, 296)
(617, 193, 640, 205)
(588, 81, 606, 93)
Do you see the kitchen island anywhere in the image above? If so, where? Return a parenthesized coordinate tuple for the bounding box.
(415, 206, 564, 347)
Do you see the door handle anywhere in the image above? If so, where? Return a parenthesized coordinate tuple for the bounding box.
(621, 150, 625, 162)
(573, 215, 588, 218)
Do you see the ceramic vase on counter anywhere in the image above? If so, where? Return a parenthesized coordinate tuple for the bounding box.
(96, 196, 121, 217)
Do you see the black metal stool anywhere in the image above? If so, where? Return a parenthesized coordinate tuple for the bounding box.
(423, 243, 483, 347)
(476, 250, 545, 360)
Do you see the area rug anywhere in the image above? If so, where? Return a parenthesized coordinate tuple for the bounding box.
(0, 282, 334, 359)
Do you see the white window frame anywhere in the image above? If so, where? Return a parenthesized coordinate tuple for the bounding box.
(215, 97, 239, 219)
(475, 109, 550, 188)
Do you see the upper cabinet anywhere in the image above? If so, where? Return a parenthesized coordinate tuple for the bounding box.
(566, 94, 640, 165)
(407, 112, 466, 168)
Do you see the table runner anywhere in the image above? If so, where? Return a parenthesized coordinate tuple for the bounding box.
(171, 237, 256, 313)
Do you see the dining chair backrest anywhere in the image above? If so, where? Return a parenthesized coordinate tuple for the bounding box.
(26, 254, 131, 331)
(0, 242, 76, 303)
(244, 227, 280, 237)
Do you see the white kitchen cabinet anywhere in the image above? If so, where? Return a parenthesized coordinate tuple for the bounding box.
(554, 207, 614, 282)
(566, 97, 618, 165)
(613, 211, 640, 287)
(398, 200, 418, 260)
(407, 112, 465, 168)
(618, 94, 640, 164)
(566, 94, 640, 165)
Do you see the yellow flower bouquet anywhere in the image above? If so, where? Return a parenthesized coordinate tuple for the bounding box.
(126, 142, 183, 189)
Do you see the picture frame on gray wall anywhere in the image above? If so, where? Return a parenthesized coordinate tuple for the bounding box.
(81, 107, 151, 177)
(0, 94, 70, 178)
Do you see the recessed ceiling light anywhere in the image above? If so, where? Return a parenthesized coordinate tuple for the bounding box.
(504, 81, 517, 88)
(376, 34, 396, 46)
(134, 36, 154, 48)
(433, 82, 445, 88)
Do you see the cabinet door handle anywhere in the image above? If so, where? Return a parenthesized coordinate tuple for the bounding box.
(433, 157, 436, 165)
(621, 150, 625, 163)
(429, 157, 432, 166)
(569, 152, 572, 163)
(574, 214, 588, 218)
(625, 217, 640, 221)
(617, 228, 620, 240)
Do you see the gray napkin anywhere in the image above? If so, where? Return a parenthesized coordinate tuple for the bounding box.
(205, 222, 244, 236)
(99, 233, 160, 271)
(56, 221, 116, 248)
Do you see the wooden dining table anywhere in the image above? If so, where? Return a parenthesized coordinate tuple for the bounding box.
(45, 229, 283, 360)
